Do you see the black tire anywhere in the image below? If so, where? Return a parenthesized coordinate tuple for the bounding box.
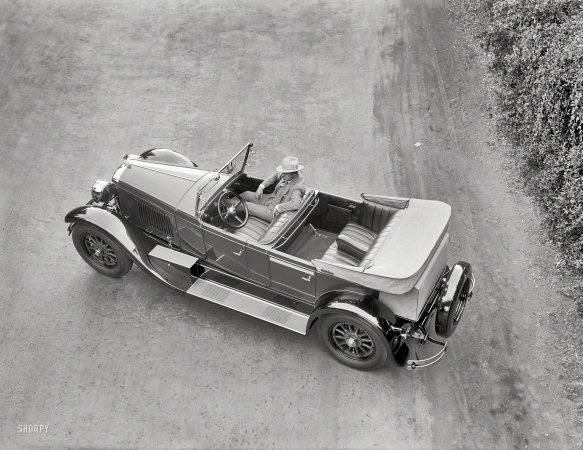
(72, 224, 133, 277)
(435, 262, 472, 338)
(317, 313, 389, 371)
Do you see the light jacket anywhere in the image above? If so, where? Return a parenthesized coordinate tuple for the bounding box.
(261, 172, 305, 213)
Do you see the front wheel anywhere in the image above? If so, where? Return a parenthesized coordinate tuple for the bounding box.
(72, 224, 133, 277)
(317, 313, 389, 371)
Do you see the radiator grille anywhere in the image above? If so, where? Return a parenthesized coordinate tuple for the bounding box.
(137, 202, 173, 237)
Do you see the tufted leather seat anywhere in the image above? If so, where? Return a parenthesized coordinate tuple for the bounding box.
(320, 241, 361, 266)
(320, 199, 405, 267)
(230, 188, 314, 244)
(358, 210, 402, 268)
(258, 212, 294, 244)
(232, 216, 272, 241)
(336, 222, 377, 261)
(231, 211, 296, 244)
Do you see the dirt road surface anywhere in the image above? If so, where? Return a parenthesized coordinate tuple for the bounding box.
(0, 0, 579, 448)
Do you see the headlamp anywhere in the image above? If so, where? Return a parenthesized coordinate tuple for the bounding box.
(91, 180, 116, 203)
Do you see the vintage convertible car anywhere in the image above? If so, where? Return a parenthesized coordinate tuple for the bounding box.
(65, 143, 475, 371)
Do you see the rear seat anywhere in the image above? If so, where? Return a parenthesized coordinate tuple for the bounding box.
(335, 222, 377, 260)
(320, 195, 408, 268)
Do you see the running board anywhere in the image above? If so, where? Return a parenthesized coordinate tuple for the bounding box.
(149, 245, 198, 268)
(187, 278, 309, 335)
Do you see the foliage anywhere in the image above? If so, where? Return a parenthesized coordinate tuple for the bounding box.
(465, 0, 583, 273)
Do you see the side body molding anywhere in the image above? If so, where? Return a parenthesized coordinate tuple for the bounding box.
(65, 205, 185, 290)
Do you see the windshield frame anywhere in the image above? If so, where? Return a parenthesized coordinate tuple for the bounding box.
(195, 142, 253, 216)
(218, 142, 253, 175)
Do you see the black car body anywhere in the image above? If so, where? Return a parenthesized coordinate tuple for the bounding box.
(65, 143, 475, 371)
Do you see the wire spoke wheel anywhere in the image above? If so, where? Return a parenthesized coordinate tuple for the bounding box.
(317, 313, 388, 370)
(83, 235, 118, 267)
(72, 225, 133, 278)
(329, 322, 375, 361)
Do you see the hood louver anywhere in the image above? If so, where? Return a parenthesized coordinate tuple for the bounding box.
(137, 202, 172, 237)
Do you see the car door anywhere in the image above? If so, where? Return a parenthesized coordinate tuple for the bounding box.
(201, 223, 248, 278)
(268, 250, 316, 303)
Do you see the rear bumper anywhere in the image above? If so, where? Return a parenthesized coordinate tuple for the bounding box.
(400, 263, 475, 370)
(406, 336, 447, 370)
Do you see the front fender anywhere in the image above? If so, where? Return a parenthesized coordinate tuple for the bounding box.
(65, 205, 176, 289)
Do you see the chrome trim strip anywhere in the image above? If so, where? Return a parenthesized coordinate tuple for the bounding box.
(187, 278, 310, 334)
(202, 224, 248, 246)
(112, 165, 126, 183)
(467, 272, 476, 299)
(270, 257, 314, 275)
(129, 160, 204, 182)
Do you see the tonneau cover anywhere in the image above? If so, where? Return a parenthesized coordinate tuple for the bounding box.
(312, 199, 451, 294)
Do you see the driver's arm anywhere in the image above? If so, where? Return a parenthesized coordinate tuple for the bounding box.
(259, 173, 278, 190)
(256, 173, 279, 198)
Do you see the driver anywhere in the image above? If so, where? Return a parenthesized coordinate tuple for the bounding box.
(239, 156, 305, 222)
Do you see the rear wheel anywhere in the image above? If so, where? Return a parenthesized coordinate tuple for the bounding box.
(317, 313, 388, 370)
(72, 224, 133, 277)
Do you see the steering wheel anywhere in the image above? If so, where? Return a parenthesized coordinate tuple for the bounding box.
(217, 191, 249, 229)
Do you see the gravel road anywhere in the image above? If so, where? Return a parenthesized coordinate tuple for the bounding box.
(0, 0, 578, 448)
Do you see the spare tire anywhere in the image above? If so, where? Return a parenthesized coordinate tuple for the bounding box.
(435, 262, 474, 338)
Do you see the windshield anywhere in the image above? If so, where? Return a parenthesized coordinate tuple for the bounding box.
(219, 142, 252, 175)
(196, 142, 253, 213)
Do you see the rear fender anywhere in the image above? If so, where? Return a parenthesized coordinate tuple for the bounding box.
(308, 291, 408, 367)
(65, 205, 178, 290)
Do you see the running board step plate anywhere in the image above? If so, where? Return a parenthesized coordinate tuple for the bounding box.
(149, 245, 198, 268)
(187, 278, 309, 335)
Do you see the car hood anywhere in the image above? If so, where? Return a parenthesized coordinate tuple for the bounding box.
(116, 159, 210, 209)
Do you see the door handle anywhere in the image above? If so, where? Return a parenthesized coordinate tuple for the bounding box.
(233, 250, 244, 256)
(301, 275, 312, 282)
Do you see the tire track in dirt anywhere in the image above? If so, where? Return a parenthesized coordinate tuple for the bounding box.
(373, 3, 424, 200)
(415, 1, 576, 448)
(416, 3, 476, 447)
(373, 0, 577, 448)
(373, 2, 478, 446)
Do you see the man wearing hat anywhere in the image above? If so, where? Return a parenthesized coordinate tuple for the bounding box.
(239, 156, 305, 222)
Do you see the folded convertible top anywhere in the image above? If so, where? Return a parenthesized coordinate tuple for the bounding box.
(312, 199, 451, 294)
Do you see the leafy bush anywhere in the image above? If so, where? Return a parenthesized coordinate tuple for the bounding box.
(468, 0, 583, 272)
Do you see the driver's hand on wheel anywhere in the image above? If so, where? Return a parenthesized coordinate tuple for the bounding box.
(255, 184, 264, 200)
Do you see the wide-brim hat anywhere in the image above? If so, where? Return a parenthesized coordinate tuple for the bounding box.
(276, 156, 304, 173)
